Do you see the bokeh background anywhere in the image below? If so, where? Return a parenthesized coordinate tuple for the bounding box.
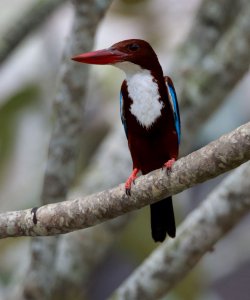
(0, 0, 250, 299)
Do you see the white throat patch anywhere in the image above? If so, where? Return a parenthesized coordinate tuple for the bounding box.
(115, 62, 163, 129)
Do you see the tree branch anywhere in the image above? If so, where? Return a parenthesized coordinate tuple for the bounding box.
(0, 122, 249, 239)
(0, 0, 66, 64)
(110, 161, 250, 300)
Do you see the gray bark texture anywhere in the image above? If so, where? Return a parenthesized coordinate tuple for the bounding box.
(0, 122, 249, 238)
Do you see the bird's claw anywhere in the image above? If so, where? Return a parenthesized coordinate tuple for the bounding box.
(125, 168, 139, 196)
(163, 158, 176, 175)
(125, 188, 131, 196)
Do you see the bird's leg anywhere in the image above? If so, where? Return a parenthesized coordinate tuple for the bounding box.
(125, 168, 140, 196)
(163, 158, 176, 175)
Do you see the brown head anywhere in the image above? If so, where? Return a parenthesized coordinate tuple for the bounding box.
(72, 39, 163, 75)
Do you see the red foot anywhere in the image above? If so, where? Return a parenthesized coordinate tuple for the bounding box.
(125, 168, 139, 196)
(164, 158, 176, 174)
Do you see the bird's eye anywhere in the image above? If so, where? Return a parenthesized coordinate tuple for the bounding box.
(128, 43, 140, 52)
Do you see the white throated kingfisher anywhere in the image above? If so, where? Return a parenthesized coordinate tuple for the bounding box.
(72, 39, 181, 242)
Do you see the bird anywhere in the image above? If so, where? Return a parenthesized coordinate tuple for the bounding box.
(72, 39, 181, 242)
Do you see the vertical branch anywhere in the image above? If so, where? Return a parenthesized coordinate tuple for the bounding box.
(42, 0, 112, 205)
(19, 1, 112, 300)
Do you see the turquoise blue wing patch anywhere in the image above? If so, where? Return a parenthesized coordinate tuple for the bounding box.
(165, 77, 181, 144)
(120, 91, 128, 138)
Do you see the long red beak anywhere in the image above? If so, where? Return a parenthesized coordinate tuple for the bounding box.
(71, 48, 126, 65)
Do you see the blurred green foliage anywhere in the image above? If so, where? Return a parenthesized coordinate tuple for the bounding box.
(0, 85, 40, 179)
